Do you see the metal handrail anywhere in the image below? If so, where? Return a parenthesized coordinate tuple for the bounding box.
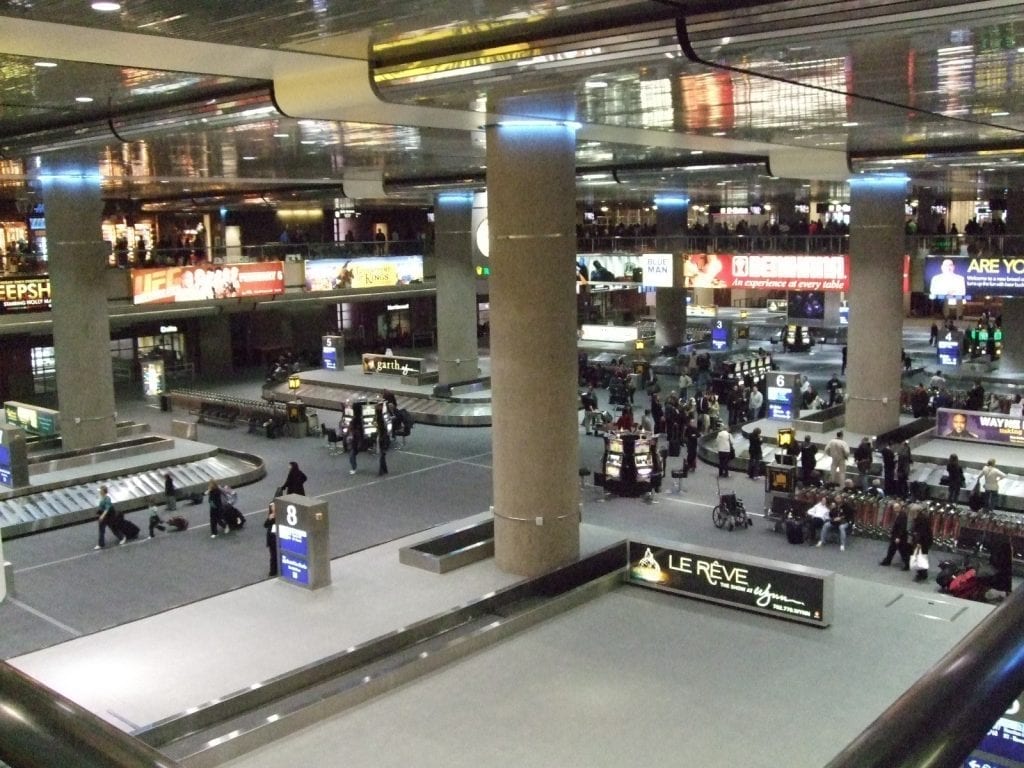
(0, 661, 182, 768)
(825, 587, 1024, 767)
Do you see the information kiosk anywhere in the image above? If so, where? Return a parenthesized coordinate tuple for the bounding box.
(274, 494, 331, 590)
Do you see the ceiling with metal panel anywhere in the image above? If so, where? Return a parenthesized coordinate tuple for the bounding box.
(1, 0, 1024, 212)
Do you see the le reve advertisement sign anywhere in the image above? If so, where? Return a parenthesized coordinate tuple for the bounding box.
(628, 540, 833, 627)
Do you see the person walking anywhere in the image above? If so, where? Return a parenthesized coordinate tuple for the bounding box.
(207, 479, 226, 538)
(95, 485, 127, 549)
(281, 460, 307, 495)
(945, 453, 965, 503)
(981, 458, 1007, 510)
(910, 508, 933, 582)
(264, 503, 278, 577)
(376, 406, 390, 476)
(881, 442, 896, 496)
(879, 502, 911, 570)
(823, 431, 850, 486)
(347, 406, 364, 475)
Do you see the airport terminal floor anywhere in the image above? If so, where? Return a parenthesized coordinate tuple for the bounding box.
(0, 317, 1018, 766)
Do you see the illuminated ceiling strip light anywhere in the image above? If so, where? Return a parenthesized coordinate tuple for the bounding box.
(492, 119, 581, 129)
(654, 196, 690, 207)
(848, 174, 909, 188)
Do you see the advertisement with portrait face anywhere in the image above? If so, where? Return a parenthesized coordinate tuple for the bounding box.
(685, 254, 849, 291)
(937, 407, 1024, 446)
(926, 254, 1024, 297)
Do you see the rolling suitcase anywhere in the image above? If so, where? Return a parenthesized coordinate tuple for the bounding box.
(120, 518, 141, 541)
(785, 517, 805, 544)
(225, 504, 246, 531)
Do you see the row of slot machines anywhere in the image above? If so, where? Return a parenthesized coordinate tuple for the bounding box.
(602, 430, 661, 497)
(719, 352, 773, 385)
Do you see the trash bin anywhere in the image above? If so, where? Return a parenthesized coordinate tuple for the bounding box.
(160, 394, 170, 412)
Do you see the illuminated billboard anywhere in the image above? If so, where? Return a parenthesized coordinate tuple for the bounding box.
(131, 263, 285, 304)
(304, 256, 424, 291)
(925, 254, 1024, 297)
(684, 254, 848, 291)
(0, 276, 51, 313)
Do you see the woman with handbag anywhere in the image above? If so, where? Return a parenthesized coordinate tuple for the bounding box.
(910, 508, 933, 583)
(945, 453, 965, 503)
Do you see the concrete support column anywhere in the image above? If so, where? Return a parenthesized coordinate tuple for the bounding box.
(846, 178, 907, 436)
(654, 288, 688, 349)
(41, 153, 117, 449)
(487, 120, 580, 577)
(198, 314, 233, 379)
(434, 194, 480, 384)
(1000, 298, 1024, 373)
(655, 197, 688, 251)
(1004, 190, 1024, 256)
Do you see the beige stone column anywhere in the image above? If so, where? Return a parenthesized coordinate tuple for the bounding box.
(434, 193, 480, 384)
(846, 177, 907, 436)
(487, 120, 580, 577)
(40, 153, 118, 449)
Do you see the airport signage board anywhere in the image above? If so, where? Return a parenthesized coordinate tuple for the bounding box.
(926, 254, 1024, 297)
(322, 335, 344, 371)
(4, 401, 59, 437)
(628, 539, 832, 627)
(937, 408, 1024, 446)
(0, 276, 51, 313)
(937, 340, 961, 367)
(275, 496, 330, 590)
(304, 256, 423, 291)
(131, 263, 285, 304)
(690, 254, 849, 291)
(766, 372, 800, 420)
(711, 319, 731, 351)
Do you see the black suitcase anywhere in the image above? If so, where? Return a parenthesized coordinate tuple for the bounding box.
(668, 439, 681, 457)
(785, 517, 805, 545)
(120, 518, 141, 541)
(225, 504, 246, 530)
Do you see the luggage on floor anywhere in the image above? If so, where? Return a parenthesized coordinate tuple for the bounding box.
(948, 568, 983, 599)
(785, 517, 805, 544)
(224, 504, 246, 531)
(120, 518, 141, 541)
(167, 516, 189, 531)
(935, 560, 960, 590)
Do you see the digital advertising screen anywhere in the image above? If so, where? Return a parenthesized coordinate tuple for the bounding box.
(936, 408, 1024, 446)
(685, 254, 848, 291)
(0, 276, 51, 314)
(304, 256, 424, 291)
(936, 340, 961, 366)
(131, 263, 285, 304)
(923, 254, 1024, 297)
(787, 291, 825, 320)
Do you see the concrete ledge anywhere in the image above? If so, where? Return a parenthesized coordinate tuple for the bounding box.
(399, 519, 494, 573)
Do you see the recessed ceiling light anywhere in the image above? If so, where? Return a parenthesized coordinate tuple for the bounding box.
(842, 121, 859, 127)
(992, 111, 1009, 117)
(713, 131, 726, 136)
(34, 61, 57, 68)
(241, 156, 256, 161)
(273, 133, 289, 138)
(585, 80, 607, 89)
(75, 96, 94, 103)
(690, 150, 704, 155)
(91, 1, 121, 11)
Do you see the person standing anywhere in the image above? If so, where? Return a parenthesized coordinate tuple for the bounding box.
(164, 473, 177, 513)
(684, 422, 699, 474)
(981, 458, 1007, 510)
(910, 508, 933, 582)
(264, 503, 279, 577)
(823, 431, 851, 486)
(799, 435, 818, 486)
(747, 386, 763, 422)
(376, 406, 390, 476)
(881, 442, 897, 496)
(715, 425, 733, 477)
(281, 460, 308, 495)
(347, 406, 364, 475)
(853, 437, 873, 490)
(95, 485, 127, 549)
(946, 453, 965, 503)
(678, 371, 692, 401)
(880, 502, 911, 570)
(746, 427, 763, 479)
(207, 479, 226, 538)
(896, 441, 912, 498)
(840, 345, 847, 376)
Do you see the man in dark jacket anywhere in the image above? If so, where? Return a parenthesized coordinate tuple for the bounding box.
(879, 503, 911, 570)
(799, 436, 818, 486)
(880, 442, 896, 496)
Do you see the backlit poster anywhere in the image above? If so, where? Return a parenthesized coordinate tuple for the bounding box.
(304, 256, 423, 291)
(131, 263, 285, 304)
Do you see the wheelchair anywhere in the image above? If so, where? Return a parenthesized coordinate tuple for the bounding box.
(712, 493, 752, 531)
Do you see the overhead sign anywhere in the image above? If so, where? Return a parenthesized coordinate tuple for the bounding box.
(4, 401, 60, 437)
(362, 353, 423, 377)
(628, 540, 832, 627)
(131, 263, 285, 304)
(926, 254, 1024, 297)
(937, 339, 961, 367)
(304, 256, 423, 291)
(766, 372, 800, 420)
(641, 252, 673, 287)
(686, 254, 849, 291)
(937, 408, 1024, 446)
(0, 276, 51, 313)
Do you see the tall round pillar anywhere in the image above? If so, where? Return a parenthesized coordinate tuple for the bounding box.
(487, 120, 580, 577)
(39, 152, 118, 449)
(434, 193, 480, 384)
(999, 298, 1024, 373)
(846, 177, 907, 436)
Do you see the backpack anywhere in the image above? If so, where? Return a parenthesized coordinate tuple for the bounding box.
(948, 568, 980, 599)
(397, 408, 413, 436)
(219, 485, 238, 506)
